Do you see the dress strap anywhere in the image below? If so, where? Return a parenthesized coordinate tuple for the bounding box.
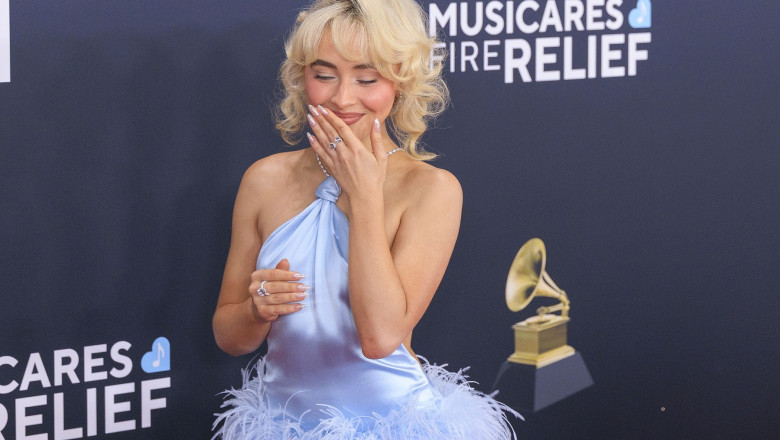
(315, 176, 341, 203)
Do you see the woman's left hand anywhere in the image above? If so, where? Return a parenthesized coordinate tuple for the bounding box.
(306, 104, 388, 201)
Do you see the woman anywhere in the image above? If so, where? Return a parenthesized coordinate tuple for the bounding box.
(212, 0, 517, 438)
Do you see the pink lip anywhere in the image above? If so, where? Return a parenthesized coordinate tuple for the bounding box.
(333, 111, 364, 125)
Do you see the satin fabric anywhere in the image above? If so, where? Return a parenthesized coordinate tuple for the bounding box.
(256, 176, 434, 429)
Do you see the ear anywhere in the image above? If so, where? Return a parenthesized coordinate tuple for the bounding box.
(394, 82, 404, 100)
(393, 90, 403, 110)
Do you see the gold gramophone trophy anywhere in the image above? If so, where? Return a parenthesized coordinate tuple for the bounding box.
(492, 238, 592, 412)
(506, 237, 574, 367)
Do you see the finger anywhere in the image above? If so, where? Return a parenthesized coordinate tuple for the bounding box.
(307, 131, 331, 164)
(314, 105, 343, 140)
(370, 118, 386, 163)
(256, 299, 306, 314)
(308, 105, 340, 152)
(317, 105, 362, 153)
(252, 301, 305, 323)
(307, 131, 340, 180)
(318, 107, 374, 158)
(249, 281, 305, 299)
(276, 258, 290, 271)
(307, 116, 336, 157)
(251, 267, 306, 284)
(259, 290, 310, 305)
(252, 280, 311, 296)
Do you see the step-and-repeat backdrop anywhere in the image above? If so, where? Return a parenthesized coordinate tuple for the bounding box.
(1, 1, 777, 439)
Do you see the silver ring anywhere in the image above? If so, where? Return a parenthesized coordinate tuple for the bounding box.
(256, 280, 269, 296)
(328, 142, 337, 150)
(333, 136, 342, 144)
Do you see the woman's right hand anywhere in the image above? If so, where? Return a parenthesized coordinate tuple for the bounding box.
(249, 258, 309, 323)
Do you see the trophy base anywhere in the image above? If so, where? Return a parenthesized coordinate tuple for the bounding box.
(508, 344, 575, 367)
(492, 351, 593, 413)
(509, 314, 573, 367)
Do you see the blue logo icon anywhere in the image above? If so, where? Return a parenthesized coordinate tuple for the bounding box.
(141, 337, 170, 373)
(629, 0, 652, 28)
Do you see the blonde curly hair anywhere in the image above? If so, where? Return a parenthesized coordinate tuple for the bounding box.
(275, 0, 449, 160)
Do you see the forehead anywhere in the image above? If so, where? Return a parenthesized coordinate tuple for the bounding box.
(310, 26, 373, 66)
(313, 35, 373, 68)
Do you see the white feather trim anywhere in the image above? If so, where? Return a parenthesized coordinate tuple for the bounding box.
(213, 357, 521, 440)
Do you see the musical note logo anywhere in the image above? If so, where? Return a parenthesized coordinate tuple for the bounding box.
(629, 0, 652, 29)
(152, 342, 164, 367)
(142, 337, 171, 373)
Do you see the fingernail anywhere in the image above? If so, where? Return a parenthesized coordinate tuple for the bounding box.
(306, 132, 314, 142)
(297, 284, 311, 292)
(308, 104, 319, 116)
(292, 272, 306, 279)
(295, 304, 306, 311)
(296, 292, 310, 299)
(317, 105, 329, 115)
(307, 114, 317, 126)
(374, 118, 380, 132)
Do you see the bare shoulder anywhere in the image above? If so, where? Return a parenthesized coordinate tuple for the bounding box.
(243, 150, 302, 182)
(241, 150, 306, 193)
(396, 160, 463, 207)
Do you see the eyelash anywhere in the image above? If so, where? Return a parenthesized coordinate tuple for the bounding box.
(314, 74, 377, 85)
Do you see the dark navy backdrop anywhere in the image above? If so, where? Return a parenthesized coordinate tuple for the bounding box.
(1, 1, 777, 439)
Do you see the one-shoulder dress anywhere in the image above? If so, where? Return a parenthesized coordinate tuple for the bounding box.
(213, 177, 518, 440)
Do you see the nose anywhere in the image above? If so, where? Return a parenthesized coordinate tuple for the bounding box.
(331, 80, 356, 109)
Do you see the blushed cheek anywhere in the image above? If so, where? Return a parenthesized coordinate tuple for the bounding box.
(366, 88, 396, 118)
(303, 78, 325, 106)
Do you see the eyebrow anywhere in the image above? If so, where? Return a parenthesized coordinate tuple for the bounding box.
(310, 59, 375, 70)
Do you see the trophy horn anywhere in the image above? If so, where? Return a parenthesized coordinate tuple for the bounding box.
(505, 238, 570, 317)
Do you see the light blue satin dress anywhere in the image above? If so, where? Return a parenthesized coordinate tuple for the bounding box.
(214, 177, 516, 439)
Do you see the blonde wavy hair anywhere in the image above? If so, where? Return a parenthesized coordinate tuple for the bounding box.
(275, 0, 449, 160)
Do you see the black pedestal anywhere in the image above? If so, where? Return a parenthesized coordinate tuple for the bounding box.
(491, 351, 593, 413)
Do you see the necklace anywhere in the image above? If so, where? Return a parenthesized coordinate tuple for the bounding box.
(316, 147, 404, 177)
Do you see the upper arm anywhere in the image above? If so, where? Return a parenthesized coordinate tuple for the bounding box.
(215, 161, 268, 309)
(390, 169, 463, 329)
